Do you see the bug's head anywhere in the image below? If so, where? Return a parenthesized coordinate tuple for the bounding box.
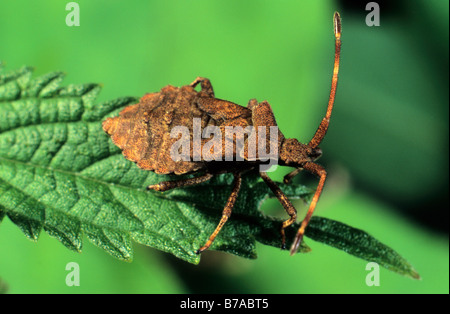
(280, 138, 322, 167)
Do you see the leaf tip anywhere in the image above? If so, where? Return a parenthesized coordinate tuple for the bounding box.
(122, 255, 134, 263)
(408, 268, 421, 280)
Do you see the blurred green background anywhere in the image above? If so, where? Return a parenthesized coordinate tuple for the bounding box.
(0, 0, 448, 294)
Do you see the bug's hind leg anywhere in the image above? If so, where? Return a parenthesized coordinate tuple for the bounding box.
(190, 77, 215, 97)
(260, 172, 297, 250)
(196, 172, 242, 254)
(147, 173, 214, 192)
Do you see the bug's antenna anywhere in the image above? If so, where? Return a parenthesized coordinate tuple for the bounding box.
(308, 12, 341, 149)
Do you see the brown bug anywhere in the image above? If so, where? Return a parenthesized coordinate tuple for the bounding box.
(102, 12, 341, 255)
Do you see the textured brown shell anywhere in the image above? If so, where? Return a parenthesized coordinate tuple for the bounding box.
(102, 84, 253, 175)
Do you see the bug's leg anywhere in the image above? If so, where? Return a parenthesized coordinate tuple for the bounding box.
(190, 77, 215, 97)
(147, 173, 214, 192)
(283, 168, 304, 184)
(260, 171, 297, 250)
(196, 172, 242, 254)
(290, 162, 327, 255)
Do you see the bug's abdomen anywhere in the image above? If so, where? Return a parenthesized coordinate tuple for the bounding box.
(103, 85, 205, 174)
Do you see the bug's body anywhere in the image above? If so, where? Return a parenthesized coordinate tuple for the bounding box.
(103, 13, 342, 255)
(103, 84, 259, 175)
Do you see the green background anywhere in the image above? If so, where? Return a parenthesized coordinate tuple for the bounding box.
(0, 0, 448, 294)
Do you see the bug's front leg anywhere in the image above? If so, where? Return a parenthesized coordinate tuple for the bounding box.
(260, 171, 297, 250)
(190, 77, 215, 97)
(147, 173, 214, 192)
(196, 172, 242, 254)
(290, 162, 327, 255)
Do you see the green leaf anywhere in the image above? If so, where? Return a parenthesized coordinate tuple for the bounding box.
(0, 65, 419, 279)
(305, 217, 421, 280)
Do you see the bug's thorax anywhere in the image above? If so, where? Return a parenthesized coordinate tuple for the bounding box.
(279, 138, 322, 167)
